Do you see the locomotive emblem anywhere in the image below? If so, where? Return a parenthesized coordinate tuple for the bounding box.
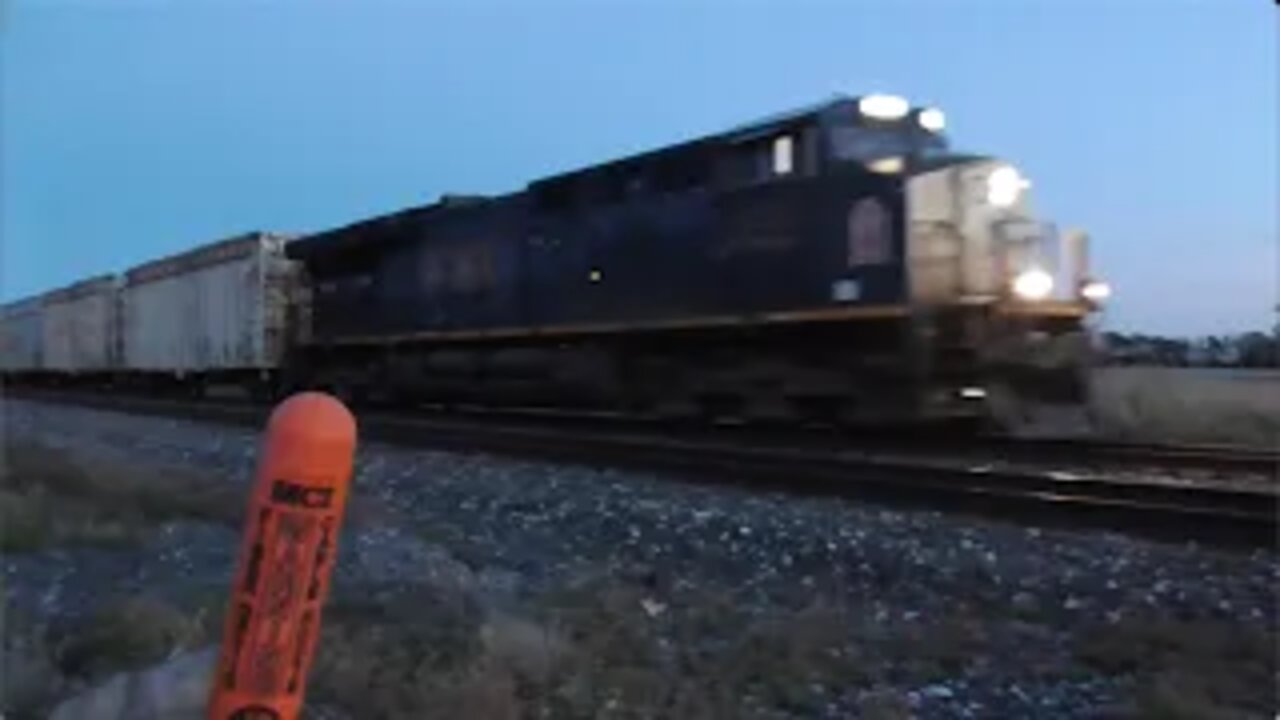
(847, 197, 892, 267)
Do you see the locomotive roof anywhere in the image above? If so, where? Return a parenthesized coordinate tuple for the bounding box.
(717, 94, 853, 139)
(287, 192, 511, 260)
(288, 95, 876, 262)
(530, 95, 853, 189)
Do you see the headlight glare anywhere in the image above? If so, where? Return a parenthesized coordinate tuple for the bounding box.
(1081, 280, 1111, 302)
(1012, 268, 1054, 300)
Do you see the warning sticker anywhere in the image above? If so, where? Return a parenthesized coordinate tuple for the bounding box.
(244, 510, 318, 697)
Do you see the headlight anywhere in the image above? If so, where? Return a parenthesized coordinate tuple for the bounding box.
(1012, 268, 1054, 300)
(866, 156, 905, 174)
(986, 165, 1028, 207)
(1081, 280, 1111, 302)
(918, 107, 946, 133)
(858, 94, 909, 121)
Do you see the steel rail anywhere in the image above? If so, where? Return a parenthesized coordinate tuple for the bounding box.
(7, 389, 1276, 549)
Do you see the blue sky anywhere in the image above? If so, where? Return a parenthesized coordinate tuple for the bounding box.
(2, 0, 1275, 335)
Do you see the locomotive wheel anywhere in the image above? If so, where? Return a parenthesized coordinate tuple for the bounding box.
(787, 395, 851, 427)
(985, 381, 1030, 434)
(695, 393, 744, 422)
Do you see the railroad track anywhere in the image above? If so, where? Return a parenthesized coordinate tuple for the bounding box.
(970, 435, 1277, 476)
(275, 400, 1277, 476)
(7, 388, 1277, 549)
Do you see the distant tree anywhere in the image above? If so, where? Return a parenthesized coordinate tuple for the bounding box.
(1237, 331, 1277, 368)
(1096, 328, 1278, 368)
(1157, 337, 1190, 366)
(1205, 335, 1227, 366)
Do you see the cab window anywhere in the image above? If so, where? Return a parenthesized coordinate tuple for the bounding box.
(772, 135, 794, 175)
(718, 130, 804, 188)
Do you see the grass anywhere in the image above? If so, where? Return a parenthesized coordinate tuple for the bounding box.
(0, 438, 244, 718)
(0, 440, 243, 553)
(2, 606, 67, 718)
(306, 580, 874, 719)
(47, 594, 222, 680)
(856, 690, 914, 720)
(515, 580, 896, 718)
(1, 592, 225, 720)
(1089, 366, 1280, 448)
(11, 580, 875, 719)
(1075, 616, 1278, 718)
(9, 580, 1278, 719)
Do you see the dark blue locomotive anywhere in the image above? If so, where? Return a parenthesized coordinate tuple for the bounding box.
(286, 95, 1106, 424)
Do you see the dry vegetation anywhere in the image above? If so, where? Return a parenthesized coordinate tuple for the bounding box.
(15, 581, 1275, 719)
(1089, 366, 1280, 448)
(1, 439, 242, 718)
(307, 582, 865, 719)
(0, 441, 243, 553)
(298, 580, 939, 719)
(1074, 617, 1278, 719)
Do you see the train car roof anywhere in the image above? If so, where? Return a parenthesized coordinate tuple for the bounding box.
(125, 231, 290, 285)
(1, 293, 48, 313)
(42, 274, 120, 305)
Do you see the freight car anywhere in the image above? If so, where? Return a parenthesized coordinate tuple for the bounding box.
(42, 275, 121, 377)
(0, 295, 44, 375)
(282, 94, 1110, 426)
(5, 276, 122, 384)
(0, 232, 299, 396)
(117, 232, 298, 396)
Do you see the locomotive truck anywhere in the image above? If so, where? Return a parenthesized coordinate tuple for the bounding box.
(2, 94, 1110, 427)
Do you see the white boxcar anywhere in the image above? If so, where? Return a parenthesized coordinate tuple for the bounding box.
(0, 295, 46, 371)
(41, 276, 121, 372)
(121, 232, 297, 374)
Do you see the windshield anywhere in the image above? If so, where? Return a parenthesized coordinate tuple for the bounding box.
(828, 123, 948, 164)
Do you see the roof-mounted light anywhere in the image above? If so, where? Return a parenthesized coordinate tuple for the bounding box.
(918, 107, 946, 133)
(858, 94, 909, 121)
(987, 165, 1029, 207)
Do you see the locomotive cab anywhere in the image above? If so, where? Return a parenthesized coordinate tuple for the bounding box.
(704, 94, 1106, 425)
(810, 94, 1108, 311)
(812, 94, 1109, 424)
(822, 94, 950, 171)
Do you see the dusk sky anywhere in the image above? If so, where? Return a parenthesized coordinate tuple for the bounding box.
(2, 0, 1275, 335)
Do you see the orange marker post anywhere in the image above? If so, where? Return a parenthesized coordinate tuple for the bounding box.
(208, 392, 357, 720)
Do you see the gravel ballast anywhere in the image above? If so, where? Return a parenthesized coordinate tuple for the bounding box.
(3, 398, 1276, 719)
